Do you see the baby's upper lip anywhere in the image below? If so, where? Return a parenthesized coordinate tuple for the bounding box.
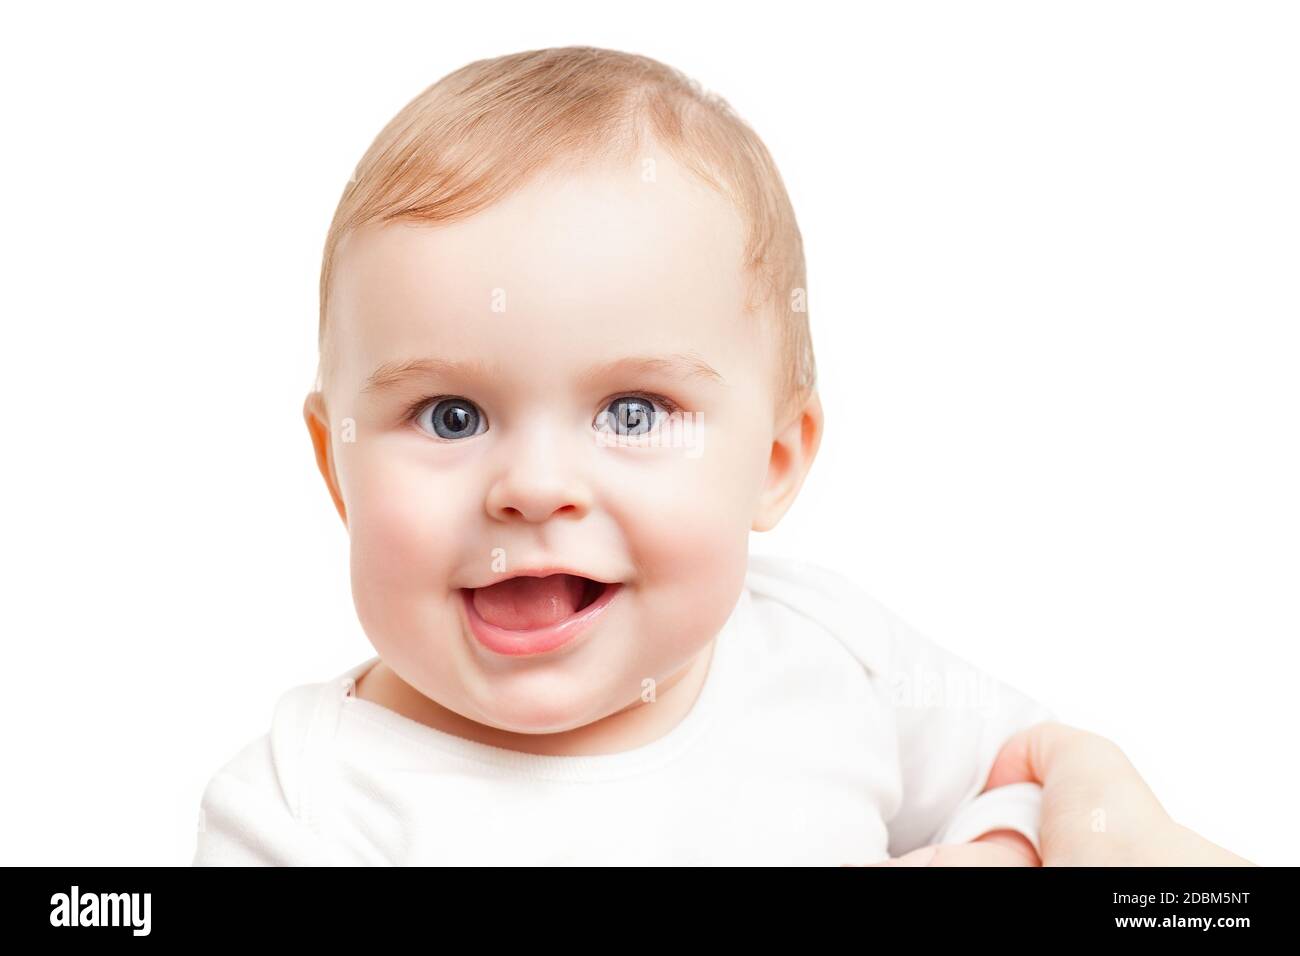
(462, 566, 620, 590)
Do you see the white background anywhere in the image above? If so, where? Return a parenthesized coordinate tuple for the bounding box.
(1, 1, 1295, 865)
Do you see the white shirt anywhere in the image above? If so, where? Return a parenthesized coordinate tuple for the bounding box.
(192, 553, 1054, 865)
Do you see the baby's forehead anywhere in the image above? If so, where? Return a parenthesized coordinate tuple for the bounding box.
(348, 152, 742, 284)
(329, 155, 756, 372)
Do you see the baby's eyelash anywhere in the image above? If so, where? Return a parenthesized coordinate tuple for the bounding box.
(618, 391, 682, 416)
(401, 393, 450, 424)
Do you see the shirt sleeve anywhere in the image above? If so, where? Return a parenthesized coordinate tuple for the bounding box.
(191, 737, 335, 866)
(874, 603, 1056, 859)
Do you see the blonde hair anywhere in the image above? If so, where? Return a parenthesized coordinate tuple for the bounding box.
(317, 46, 815, 418)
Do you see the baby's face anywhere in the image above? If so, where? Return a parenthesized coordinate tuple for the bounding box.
(312, 146, 808, 734)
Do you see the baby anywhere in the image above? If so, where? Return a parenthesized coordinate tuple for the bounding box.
(192, 45, 1054, 866)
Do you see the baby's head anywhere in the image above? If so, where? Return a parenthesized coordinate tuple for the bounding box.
(304, 46, 823, 735)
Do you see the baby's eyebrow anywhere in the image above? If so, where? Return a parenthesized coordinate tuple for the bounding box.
(362, 352, 726, 394)
(363, 357, 500, 394)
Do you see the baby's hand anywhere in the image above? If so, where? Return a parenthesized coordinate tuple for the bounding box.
(845, 830, 1040, 867)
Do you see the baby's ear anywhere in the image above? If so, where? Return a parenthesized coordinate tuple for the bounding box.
(302, 391, 348, 527)
(751, 389, 824, 532)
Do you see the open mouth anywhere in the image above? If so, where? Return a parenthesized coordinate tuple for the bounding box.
(460, 573, 623, 656)
(466, 573, 609, 630)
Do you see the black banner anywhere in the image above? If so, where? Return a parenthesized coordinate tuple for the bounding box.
(7, 865, 1289, 942)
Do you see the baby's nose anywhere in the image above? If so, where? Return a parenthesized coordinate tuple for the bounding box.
(484, 424, 594, 523)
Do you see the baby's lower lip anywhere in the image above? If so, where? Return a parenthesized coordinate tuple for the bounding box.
(459, 581, 624, 657)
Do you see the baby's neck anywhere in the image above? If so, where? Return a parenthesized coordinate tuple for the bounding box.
(352, 638, 716, 757)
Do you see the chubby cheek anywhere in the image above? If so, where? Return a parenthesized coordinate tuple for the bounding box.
(607, 435, 766, 665)
(341, 444, 475, 648)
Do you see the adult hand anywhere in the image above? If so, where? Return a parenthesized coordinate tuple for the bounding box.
(869, 721, 1255, 866)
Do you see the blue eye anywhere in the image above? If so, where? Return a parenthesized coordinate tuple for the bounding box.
(595, 396, 667, 437)
(415, 398, 486, 440)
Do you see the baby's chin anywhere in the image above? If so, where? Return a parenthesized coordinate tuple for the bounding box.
(450, 637, 656, 737)
(426, 658, 661, 748)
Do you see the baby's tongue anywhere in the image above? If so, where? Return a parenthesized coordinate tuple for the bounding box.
(471, 573, 587, 631)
